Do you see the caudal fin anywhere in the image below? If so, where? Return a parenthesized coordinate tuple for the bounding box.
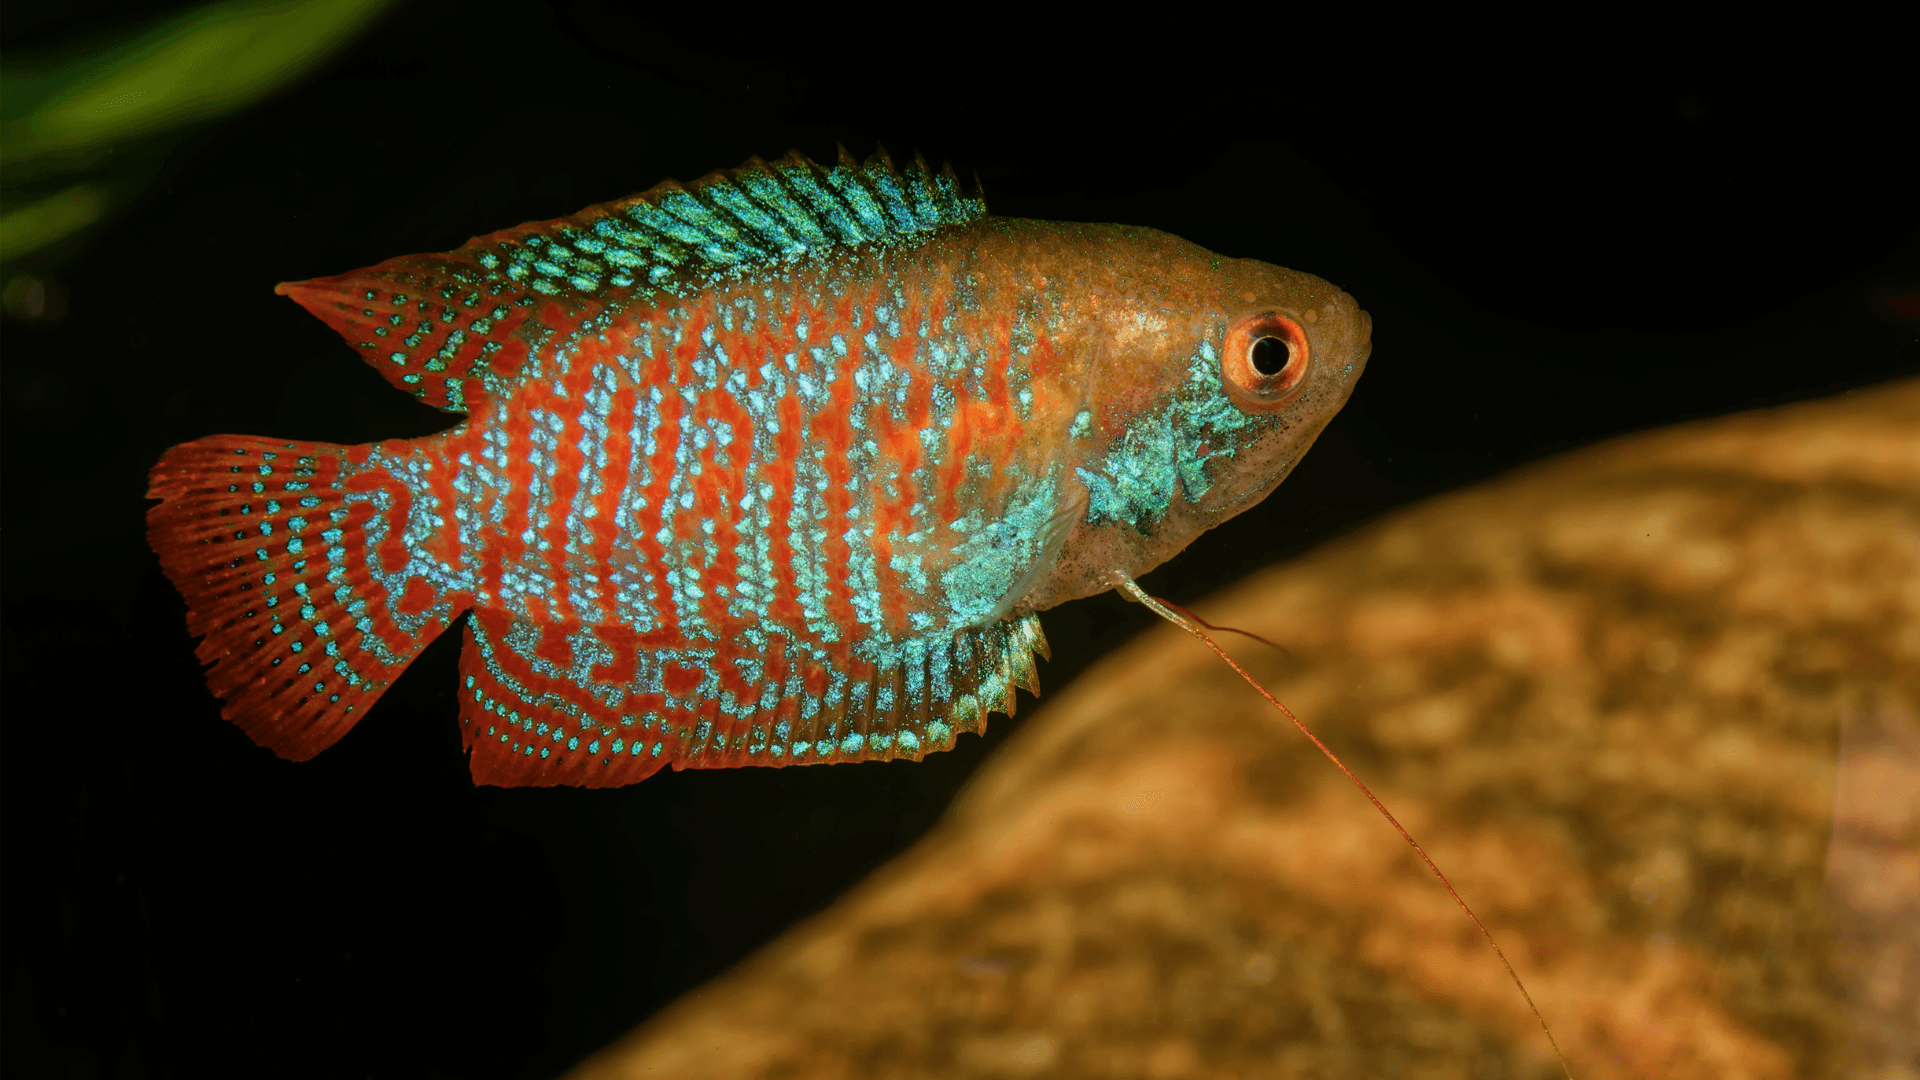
(147, 435, 464, 760)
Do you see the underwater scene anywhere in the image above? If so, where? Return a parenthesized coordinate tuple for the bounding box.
(4, 4, 1916, 1078)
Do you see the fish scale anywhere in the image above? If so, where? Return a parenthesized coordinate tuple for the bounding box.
(147, 148, 1371, 787)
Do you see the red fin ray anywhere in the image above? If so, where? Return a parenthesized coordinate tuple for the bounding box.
(147, 436, 466, 759)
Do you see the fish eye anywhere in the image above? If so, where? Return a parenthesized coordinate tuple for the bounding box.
(1221, 312, 1310, 408)
(1250, 336, 1289, 375)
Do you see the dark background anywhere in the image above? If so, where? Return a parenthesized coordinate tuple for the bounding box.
(3, 3, 1915, 1077)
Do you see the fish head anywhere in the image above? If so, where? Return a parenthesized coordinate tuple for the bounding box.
(1021, 232, 1371, 612)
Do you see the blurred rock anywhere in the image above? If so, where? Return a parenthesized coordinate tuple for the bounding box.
(1825, 704, 1920, 1080)
(568, 380, 1920, 1080)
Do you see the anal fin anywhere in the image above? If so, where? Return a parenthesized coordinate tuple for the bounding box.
(457, 608, 675, 788)
(455, 606, 1050, 788)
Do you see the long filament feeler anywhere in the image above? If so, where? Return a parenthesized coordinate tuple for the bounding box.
(1148, 595, 1286, 654)
(1113, 572, 1574, 1080)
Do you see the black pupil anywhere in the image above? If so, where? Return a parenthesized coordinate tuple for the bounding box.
(1250, 336, 1290, 377)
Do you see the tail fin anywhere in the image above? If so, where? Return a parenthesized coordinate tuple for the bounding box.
(147, 435, 464, 760)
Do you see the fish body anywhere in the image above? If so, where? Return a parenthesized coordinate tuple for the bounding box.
(147, 151, 1371, 787)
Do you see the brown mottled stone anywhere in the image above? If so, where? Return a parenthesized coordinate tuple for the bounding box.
(568, 379, 1920, 1080)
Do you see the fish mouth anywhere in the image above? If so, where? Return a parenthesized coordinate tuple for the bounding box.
(1344, 306, 1374, 373)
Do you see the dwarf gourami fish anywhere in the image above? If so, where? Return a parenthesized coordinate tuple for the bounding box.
(147, 149, 1371, 787)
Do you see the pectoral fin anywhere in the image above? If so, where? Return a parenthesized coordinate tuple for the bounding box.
(985, 483, 1088, 622)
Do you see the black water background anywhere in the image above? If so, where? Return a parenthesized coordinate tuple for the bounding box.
(3, 5, 1915, 1078)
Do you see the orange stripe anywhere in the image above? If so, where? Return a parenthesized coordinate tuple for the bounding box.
(497, 401, 535, 571)
(541, 351, 597, 621)
(812, 299, 859, 639)
(637, 317, 685, 645)
(764, 388, 805, 624)
(590, 380, 637, 619)
(692, 345, 754, 638)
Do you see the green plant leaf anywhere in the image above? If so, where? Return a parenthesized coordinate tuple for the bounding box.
(1, 0, 390, 164)
(0, 183, 111, 261)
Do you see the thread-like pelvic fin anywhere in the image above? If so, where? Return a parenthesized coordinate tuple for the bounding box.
(1113, 573, 1574, 1079)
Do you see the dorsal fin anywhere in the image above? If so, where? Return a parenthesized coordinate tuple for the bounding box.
(276, 148, 987, 413)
